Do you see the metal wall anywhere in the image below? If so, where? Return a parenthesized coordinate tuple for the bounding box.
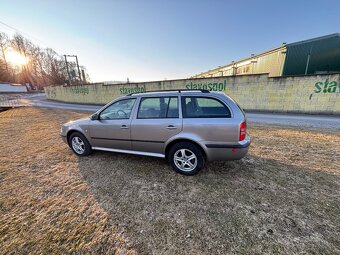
(193, 47, 286, 78)
(252, 48, 286, 76)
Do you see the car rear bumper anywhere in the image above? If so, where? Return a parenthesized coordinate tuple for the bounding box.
(204, 135, 251, 161)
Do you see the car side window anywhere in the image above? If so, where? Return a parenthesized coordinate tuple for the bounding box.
(182, 96, 231, 118)
(138, 97, 179, 119)
(100, 98, 136, 120)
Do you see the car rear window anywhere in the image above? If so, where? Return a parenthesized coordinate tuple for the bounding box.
(182, 96, 231, 118)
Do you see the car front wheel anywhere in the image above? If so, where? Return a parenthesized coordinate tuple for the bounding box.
(68, 132, 92, 156)
(169, 142, 205, 175)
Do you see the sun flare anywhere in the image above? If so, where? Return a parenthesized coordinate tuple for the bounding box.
(6, 49, 28, 66)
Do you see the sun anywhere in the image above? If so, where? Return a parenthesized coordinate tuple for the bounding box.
(6, 49, 28, 66)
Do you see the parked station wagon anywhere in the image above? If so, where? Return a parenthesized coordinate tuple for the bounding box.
(60, 89, 251, 175)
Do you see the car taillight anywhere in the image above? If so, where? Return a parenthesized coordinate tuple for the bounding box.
(239, 121, 247, 141)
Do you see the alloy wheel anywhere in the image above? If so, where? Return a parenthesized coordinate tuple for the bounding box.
(174, 149, 197, 172)
(71, 136, 85, 154)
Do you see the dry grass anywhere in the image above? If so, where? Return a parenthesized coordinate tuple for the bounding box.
(0, 108, 136, 254)
(0, 107, 339, 254)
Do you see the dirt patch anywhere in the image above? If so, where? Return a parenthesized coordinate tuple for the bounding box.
(0, 107, 339, 254)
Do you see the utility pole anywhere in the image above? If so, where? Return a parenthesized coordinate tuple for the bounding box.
(64, 55, 82, 85)
(81, 69, 86, 83)
(64, 55, 71, 85)
(75, 55, 82, 84)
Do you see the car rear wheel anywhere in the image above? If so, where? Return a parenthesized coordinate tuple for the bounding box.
(68, 132, 92, 156)
(169, 142, 205, 175)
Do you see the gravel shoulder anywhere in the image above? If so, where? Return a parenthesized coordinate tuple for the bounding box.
(0, 107, 339, 254)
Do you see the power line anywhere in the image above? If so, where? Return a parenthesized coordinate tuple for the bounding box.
(0, 20, 66, 55)
(0, 20, 49, 47)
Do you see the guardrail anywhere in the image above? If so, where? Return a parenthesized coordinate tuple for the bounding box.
(0, 95, 22, 108)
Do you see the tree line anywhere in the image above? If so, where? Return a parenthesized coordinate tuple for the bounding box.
(0, 31, 89, 89)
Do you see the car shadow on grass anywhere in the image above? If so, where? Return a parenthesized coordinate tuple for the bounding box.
(77, 151, 340, 255)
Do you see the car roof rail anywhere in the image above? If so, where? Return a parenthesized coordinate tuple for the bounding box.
(126, 89, 210, 96)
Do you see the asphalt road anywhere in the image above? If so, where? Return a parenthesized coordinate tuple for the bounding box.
(17, 93, 340, 132)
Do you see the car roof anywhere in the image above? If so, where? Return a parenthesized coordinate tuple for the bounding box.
(126, 89, 223, 97)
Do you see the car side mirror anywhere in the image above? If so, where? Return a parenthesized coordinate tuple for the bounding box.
(91, 114, 99, 120)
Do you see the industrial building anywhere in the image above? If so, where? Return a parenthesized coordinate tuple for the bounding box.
(192, 33, 340, 78)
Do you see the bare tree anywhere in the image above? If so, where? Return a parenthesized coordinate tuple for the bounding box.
(0, 32, 10, 81)
(0, 30, 90, 87)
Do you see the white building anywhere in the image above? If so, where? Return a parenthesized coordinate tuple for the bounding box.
(0, 83, 28, 93)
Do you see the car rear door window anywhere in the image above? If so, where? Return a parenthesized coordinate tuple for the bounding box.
(182, 96, 231, 118)
(138, 97, 179, 119)
(166, 97, 179, 118)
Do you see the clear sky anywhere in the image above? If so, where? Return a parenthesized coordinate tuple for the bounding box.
(0, 0, 339, 82)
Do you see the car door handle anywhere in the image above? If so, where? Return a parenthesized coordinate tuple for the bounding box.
(166, 125, 177, 130)
(121, 125, 129, 129)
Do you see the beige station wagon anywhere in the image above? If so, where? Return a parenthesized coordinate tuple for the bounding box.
(60, 89, 251, 175)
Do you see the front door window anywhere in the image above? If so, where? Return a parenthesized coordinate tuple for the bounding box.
(100, 99, 136, 120)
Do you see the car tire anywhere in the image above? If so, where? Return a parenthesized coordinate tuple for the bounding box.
(68, 132, 92, 156)
(168, 142, 205, 175)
